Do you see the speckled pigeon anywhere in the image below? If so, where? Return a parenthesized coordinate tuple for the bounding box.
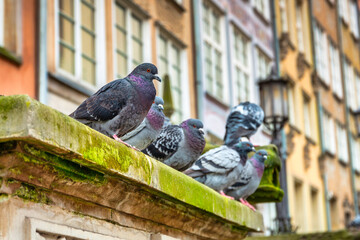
(120, 96, 165, 150)
(142, 119, 206, 171)
(70, 63, 161, 147)
(224, 149, 268, 211)
(224, 102, 264, 146)
(184, 142, 255, 199)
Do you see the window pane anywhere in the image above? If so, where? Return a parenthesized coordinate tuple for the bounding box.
(213, 12, 220, 43)
(82, 30, 95, 58)
(117, 53, 127, 78)
(132, 40, 142, 65)
(116, 29, 127, 53)
(82, 58, 95, 85)
(81, 3, 94, 31)
(116, 5, 126, 28)
(4, 0, 18, 53)
(202, 4, 210, 36)
(131, 15, 142, 39)
(59, 0, 74, 17)
(59, 45, 75, 74)
(60, 17, 74, 45)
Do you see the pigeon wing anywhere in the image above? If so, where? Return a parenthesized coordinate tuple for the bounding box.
(186, 146, 240, 178)
(70, 79, 130, 122)
(120, 119, 147, 141)
(143, 125, 183, 161)
(227, 163, 253, 189)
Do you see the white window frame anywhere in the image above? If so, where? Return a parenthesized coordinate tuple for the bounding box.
(350, 0, 359, 38)
(322, 110, 336, 155)
(329, 42, 343, 98)
(356, 72, 360, 109)
(351, 135, 360, 172)
(295, 2, 304, 52)
(201, 1, 228, 103)
(288, 84, 296, 126)
(344, 60, 357, 110)
(279, 0, 288, 32)
(112, 0, 151, 79)
(253, 0, 270, 21)
(0, 0, 22, 56)
(314, 23, 330, 85)
(54, 0, 106, 92)
(339, 0, 350, 24)
(231, 24, 252, 104)
(156, 29, 190, 124)
(336, 122, 349, 163)
(255, 47, 272, 80)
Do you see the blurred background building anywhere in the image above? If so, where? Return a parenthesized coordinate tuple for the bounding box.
(1, 0, 360, 236)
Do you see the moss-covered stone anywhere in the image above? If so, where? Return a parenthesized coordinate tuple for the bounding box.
(14, 183, 51, 204)
(246, 230, 360, 240)
(0, 95, 264, 233)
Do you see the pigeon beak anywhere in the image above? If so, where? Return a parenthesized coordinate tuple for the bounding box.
(199, 128, 205, 135)
(158, 104, 164, 110)
(154, 74, 162, 82)
(252, 147, 256, 152)
(264, 155, 268, 160)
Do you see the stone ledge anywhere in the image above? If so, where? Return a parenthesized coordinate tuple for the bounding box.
(0, 95, 264, 239)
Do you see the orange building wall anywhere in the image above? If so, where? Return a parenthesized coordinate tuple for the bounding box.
(0, 0, 37, 98)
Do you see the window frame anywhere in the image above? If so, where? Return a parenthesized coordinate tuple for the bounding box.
(201, 1, 227, 102)
(295, 1, 304, 53)
(252, 0, 270, 21)
(336, 121, 349, 164)
(322, 109, 336, 155)
(255, 47, 272, 81)
(329, 41, 343, 98)
(156, 30, 189, 124)
(303, 94, 311, 138)
(0, 0, 22, 57)
(231, 24, 252, 104)
(279, 0, 288, 33)
(314, 23, 330, 85)
(350, 0, 359, 39)
(54, 0, 106, 92)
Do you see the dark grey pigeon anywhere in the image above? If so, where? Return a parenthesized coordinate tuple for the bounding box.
(224, 102, 264, 146)
(142, 119, 205, 171)
(120, 96, 165, 150)
(70, 63, 161, 147)
(184, 142, 255, 199)
(224, 149, 268, 211)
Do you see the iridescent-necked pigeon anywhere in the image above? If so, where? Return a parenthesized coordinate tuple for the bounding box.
(142, 119, 205, 171)
(224, 149, 268, 211)
(70, 63, 161, 147)
(184, 141, 255, 199)
(120, 96, 165, 150)
(224, 102, 264, 145)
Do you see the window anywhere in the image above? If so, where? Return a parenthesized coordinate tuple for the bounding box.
(157, 34, 183, 124)
(255, 48, 271, 80)
(322, 110, 336, 155)
(303, 95, 311, 137)
(314, 23, 330, 85)
(114, 2, 144, 78)
(202, 3, 225, 100)
(351, 135, 360, 172)
(356, 73, 360, 109)
(339, 0, 350, 24)
(336, 122, 349, 163)
(310, 188, 320, 231)
(57, 0, 105, 88)
(0, 0, 21, 56)
(253, 0, 270, 20)
(288, 85, 296, 126)
(295, 2, 304, 52)
(279, 0, 288, 32)
(232, 27, 250, 103)
(344, 60, 357, 110)
(350, 0, 359, 38)
(329, 42, 343, 98)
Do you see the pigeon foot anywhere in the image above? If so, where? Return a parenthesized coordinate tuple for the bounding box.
(239, 198, 256, 211)
(113, 134, 140, 151)
(220, 191, 234, 200)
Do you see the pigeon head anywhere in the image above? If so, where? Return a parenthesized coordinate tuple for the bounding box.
(131, 63, 162, 82)
(236, 141, 256, 153)
(254, 149, 268, 163)
(152, 96, 164, 111)
(182, 118, 205, 136)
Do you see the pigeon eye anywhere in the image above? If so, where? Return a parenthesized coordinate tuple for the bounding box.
(147, 68, 151, 72)
(193, 124, 196, 128)
(246, 144, 250, 146)
(153, 101, 155, 103)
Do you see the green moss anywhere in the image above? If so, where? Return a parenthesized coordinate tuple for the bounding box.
(0, 141, 17, 152)
(0, 193, 9, 202)
(14, 183, 50, 204)
(0, 46, 22, 65)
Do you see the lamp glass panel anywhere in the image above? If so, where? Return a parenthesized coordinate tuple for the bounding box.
(273, 83, 283, 116)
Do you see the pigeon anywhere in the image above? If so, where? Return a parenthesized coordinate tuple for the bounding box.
(224, 102, 264, 146)
(142, 119, 206, 171)
(184, 141, 255, 199)
(224, 149, 268, 211)
(70, 63, 161, 147)
(120, 96, 165, 150)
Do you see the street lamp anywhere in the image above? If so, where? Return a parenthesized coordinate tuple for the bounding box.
(258, 69, 292, 233)
(354, 109, 360, 138)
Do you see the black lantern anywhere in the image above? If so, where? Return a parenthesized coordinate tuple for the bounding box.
(258, 69, 289, 141)
(355, 109, 360, 138)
